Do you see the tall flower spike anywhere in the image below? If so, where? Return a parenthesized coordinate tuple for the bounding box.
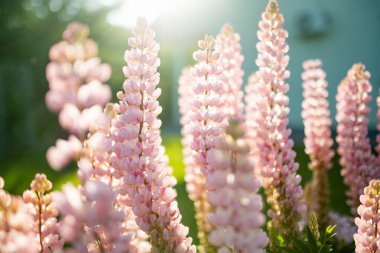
(245, 0, 306, 246)
(336, 63, 376, 215)
(354, 180, 380, 252)
(111, 18, 195, 253)
(178, 67, 211, 249)
(77, 105, 149, 253)
(216, 23, 245, 120)
(207, 120, 269, 252)
(0, 177, 38, 253)
(244, 71, 261, 171)
(301, 59, 334, 229)
(189, 34, 226, 252)
(46, 22, 112, 170)
(23, 174, 63, 253)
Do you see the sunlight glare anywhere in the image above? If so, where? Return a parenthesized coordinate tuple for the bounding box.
(106, 0, 195, 28)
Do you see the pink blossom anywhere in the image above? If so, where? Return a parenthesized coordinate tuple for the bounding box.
(77, 105, 150, 252)
(354, 180, 380, 252)
(302, 59, 334, 171)
(0, 177, 38, 253)
(187, 34, 227, 252)
(336, 63, 376, 215)
(45, 22, 112, 170)
(244, 71, 261, 171)
(111, 18, 195, 253)
(301, 59, 334, 228)
(178, 67, 206, 202)
(215, 24, 244, 120)
(23, 174, 63, 252)
(207, 121, 268, 252)
(46, 135, 82, 170)
(54, 181, 134, 253)
(77, 80, 112, 108)
(244, 0, 306, 243)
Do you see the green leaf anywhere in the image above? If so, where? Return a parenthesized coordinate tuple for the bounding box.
(318, 245, 331, 253)
(306, 226, 318, 253)
(292, 237, 312, 253)
(279, 247, 300, 253)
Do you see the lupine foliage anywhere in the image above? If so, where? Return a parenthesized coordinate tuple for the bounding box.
(1, 0, 380, 252)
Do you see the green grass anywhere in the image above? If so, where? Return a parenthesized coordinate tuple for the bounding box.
(0, 135, 350, 248)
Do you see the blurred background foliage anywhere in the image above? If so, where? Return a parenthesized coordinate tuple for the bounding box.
(1, 0, 380, 247)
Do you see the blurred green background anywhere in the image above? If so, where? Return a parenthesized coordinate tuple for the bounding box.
(1, 0, 380, 246)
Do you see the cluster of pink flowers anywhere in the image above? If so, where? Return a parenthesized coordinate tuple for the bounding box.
(111, 18, 195, 252)
(46, 22, 112, 170)
(178, 66, 212, 250)
(301, 59, 334, 228)
(187, 34, 227, 252)
(215, 24, 244, 120)
(336, 63, 376, 215)
(354, 180, 380, 252)
(54, 181, 133, 253)
(207, 120, 268, 252)
(4, 1, 380, 252)
(245, 0, 306, 243)
(23, 174, 63, 252)
(0, 177, 37, 253)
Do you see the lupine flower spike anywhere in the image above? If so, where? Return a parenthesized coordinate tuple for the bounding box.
(216, 24, 245, 120)
(301, 59, 334, 229)
(178, 67, 211, 250)
(245, 0, 306, 246)
(207, 120, 269, 252)
(189, 34, 226, 252)
(354, 180, 380, 252)
(1, 177, 37, 253)
(111, 18, 195, 253)
(336, 63, 377, 215)
(244, 71, 261, 170)
(46, 22, 112, 170)
(23, 174, 63, 253)
(77, 106, 149, 252)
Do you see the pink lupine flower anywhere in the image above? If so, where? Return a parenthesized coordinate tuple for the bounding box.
(0, 177, 38, 253)
(178, 66, 212, 250)
(23, 174, 63, 252)
(46, 23, 111, 114)
(188, 34, 227, 252)
(77, 105, 150, 253)
(54, 181, 134, 253)
(46, 135, 82, 170)
(301, 59, 334, 228)
(244, 0, 306, 244)
(45, 22, 112, 170)
(244, 71, 261, 169)
(178, 67, 200, 201)
(354, 180, 380, 252)
(111, 18, 195, 253)
(329, 212, 355, 245)
(336, 63, 376, 215)
(216, 24, 244, 120)
(207, 120, 268, 252)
